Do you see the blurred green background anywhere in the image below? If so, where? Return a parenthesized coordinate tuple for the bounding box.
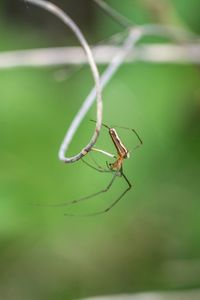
(0, 0, 200, 299)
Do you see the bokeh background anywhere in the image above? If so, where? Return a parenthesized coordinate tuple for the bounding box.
(0, 1, 200, 299)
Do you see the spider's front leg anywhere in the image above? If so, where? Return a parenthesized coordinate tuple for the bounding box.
(81, 146, 117, 173)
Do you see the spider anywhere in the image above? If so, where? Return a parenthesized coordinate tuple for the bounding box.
(61, 121, 143, 216)
(42, 121, 142, 216)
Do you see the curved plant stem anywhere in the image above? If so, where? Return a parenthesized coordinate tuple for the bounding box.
(26, 0, 103, 163)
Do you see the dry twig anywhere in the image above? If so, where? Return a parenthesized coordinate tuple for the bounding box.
(82, 289, 200, 300)
(26, 0, 103, 163)
(0, 43, 200, 68)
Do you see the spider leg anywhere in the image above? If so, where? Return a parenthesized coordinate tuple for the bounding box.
(42, 171, 118, 208)
(90, 119, 110, 130)
(81, 158, 111, 173)
(90, 120, 143, 150)
(131, 128, 143, 150)
(113, 125, 143, 150)
(64, 171, 132, 216)
(81, 145, 116, 173)
(91, 147, 116, 159)
(90, 154, 107, 170)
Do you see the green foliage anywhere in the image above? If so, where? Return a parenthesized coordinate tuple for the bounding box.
(0, 1, 200, 300)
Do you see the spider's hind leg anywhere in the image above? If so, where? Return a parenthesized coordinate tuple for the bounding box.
(64, 170, 131, 216)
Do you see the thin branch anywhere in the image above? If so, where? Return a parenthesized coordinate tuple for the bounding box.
(26, 0, 103, 163)
(142, 24, 200, 41)
(135, 43, 200, 63)
(93, 0, 133, 28)
(58, 27, 142, 162)
(0, 43, 200, 68)
(82, 289, 200, 300)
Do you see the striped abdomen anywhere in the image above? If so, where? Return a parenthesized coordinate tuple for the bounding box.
(109, 128, 129, 158)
